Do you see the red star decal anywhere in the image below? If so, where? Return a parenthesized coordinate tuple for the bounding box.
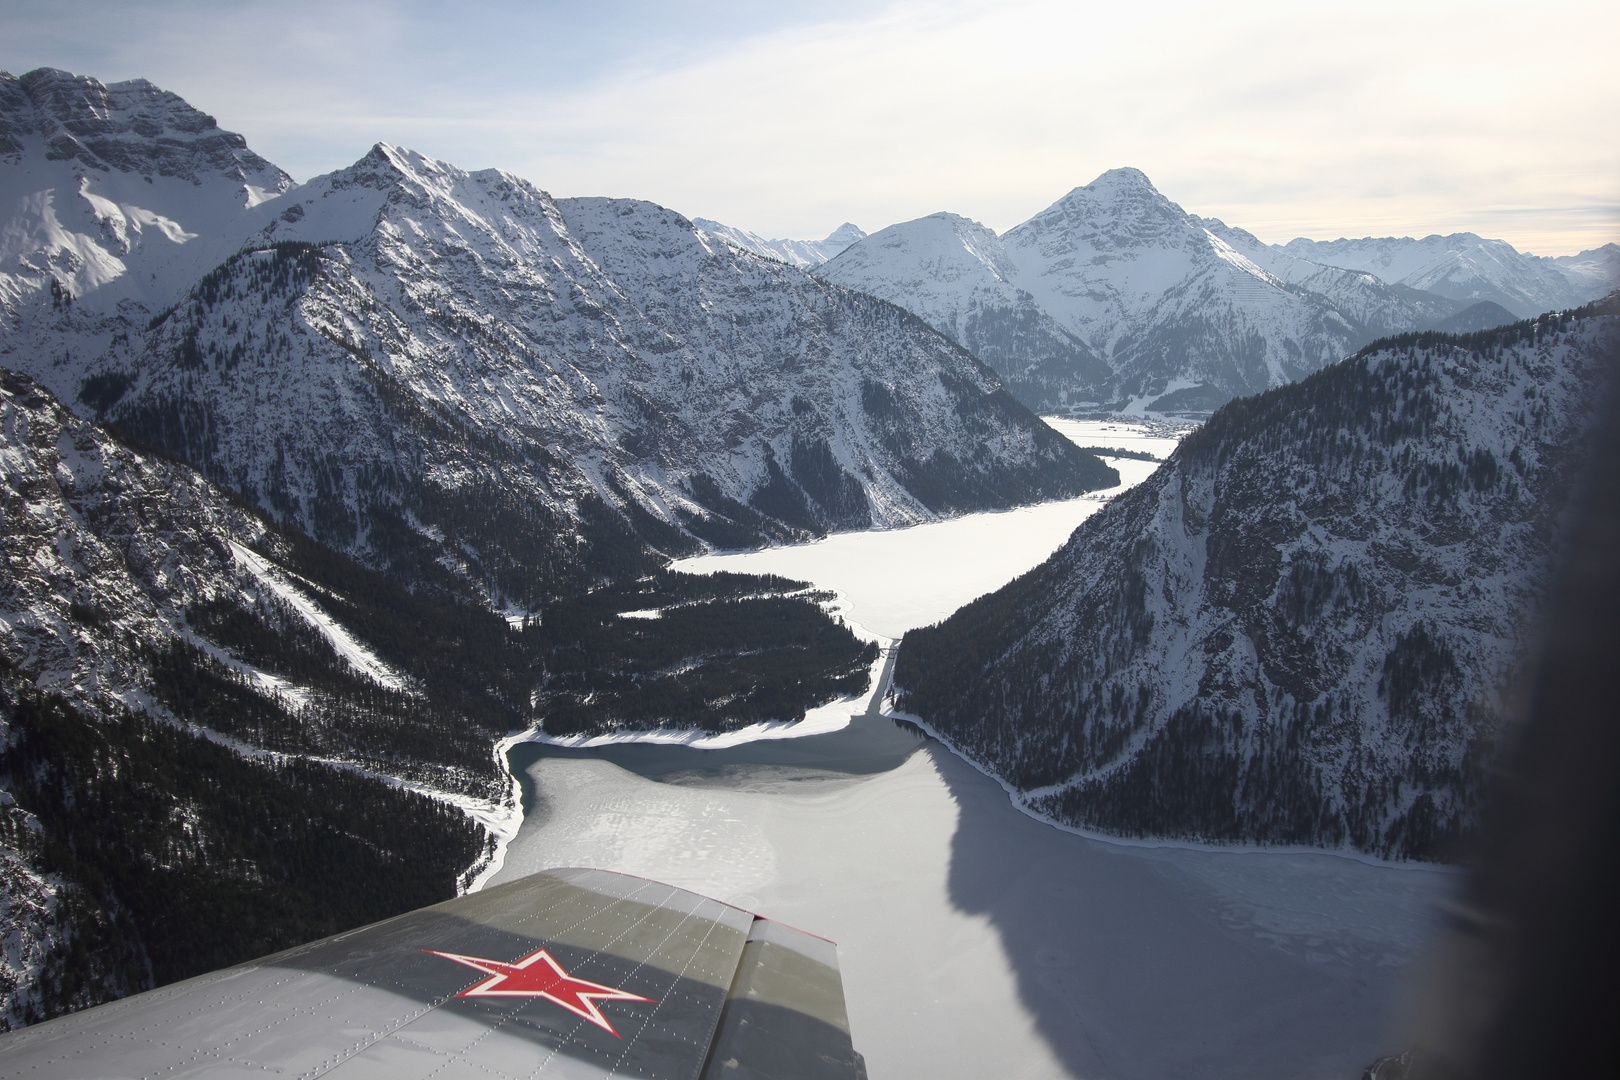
(423, 947, 655, 1038)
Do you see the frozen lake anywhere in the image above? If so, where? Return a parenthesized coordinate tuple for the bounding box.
(663, 420, 1172, 639)
(490, 421, 1453, 1079)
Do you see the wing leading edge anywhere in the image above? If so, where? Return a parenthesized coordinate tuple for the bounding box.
(0, 868, 864, 1080)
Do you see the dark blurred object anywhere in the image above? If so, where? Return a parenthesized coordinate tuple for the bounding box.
(1409, 330, 1620, 1079)
(1363, 1050, 1416, 1080)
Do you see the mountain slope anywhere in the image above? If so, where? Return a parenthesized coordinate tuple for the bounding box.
(0, 67, 289, 317)
(1279, 235, 1619, 319)
(0, 366, 881, 1028)
(894, 299, 1620, 860)
(0, 367, 497, 1027)
(1553, 242, 1620, 299)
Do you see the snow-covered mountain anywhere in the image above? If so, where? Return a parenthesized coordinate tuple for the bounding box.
(93, 146, 1108, 600)
(1553, 242, 1620, 298)
(0, 68, 290, 315)
(894, 300, 1620, 860)
(812, 211, 1112, 410)
(820, 169, 1472, 414)
(1279, 235, 1619, 320)
(0, 71, 1111, 604)
(691, 218, 865, 268)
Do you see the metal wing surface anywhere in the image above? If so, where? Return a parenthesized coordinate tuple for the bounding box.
(0, 868, 864, 1080)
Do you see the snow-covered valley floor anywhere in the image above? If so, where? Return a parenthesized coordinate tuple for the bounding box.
(492, 744, 1449, 1079)
(489, 421, 1455, 1078)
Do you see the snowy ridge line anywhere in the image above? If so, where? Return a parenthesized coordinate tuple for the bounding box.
(884, 705, 1459, 872)
(228, 541, 411, 692)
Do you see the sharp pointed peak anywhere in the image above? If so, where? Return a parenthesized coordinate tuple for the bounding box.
(823, 222, 866, 245)
(1064, 167, 1165, 200)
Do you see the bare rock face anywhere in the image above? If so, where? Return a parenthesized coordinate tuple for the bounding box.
(1, 68, 290, 189)
(895, 302, 1620, 860)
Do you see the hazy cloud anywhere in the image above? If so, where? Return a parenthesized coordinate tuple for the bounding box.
(3, 0, 1614, 252)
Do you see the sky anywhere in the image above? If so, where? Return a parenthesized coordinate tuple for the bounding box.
(3, 0, 1616, 254)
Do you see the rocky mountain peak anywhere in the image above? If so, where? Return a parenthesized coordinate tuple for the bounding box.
(1018, 167, 1195, 253)
(257, 142, 563, 266)
(820, 222, 866, 250)
(323, 142, 461, 199)
(1, 67, 289, 193)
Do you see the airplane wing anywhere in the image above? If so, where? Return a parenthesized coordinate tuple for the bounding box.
(0, 868, 865, 1080)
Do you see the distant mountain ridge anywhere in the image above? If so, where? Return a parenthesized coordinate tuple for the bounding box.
(1281, 234, 1617, 319)
(894, 299, 1620, 861)
(818, 169, 1617, 416)
(810, 210, 1112, 411)
(692, 218, 866, 269)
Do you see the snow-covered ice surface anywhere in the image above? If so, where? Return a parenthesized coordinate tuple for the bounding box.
(671, 421, 1164, 640)
(492, 745, 1450, 1080)
(1041, 417, 1185, 462)
(493, 419, 1456, 1077)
